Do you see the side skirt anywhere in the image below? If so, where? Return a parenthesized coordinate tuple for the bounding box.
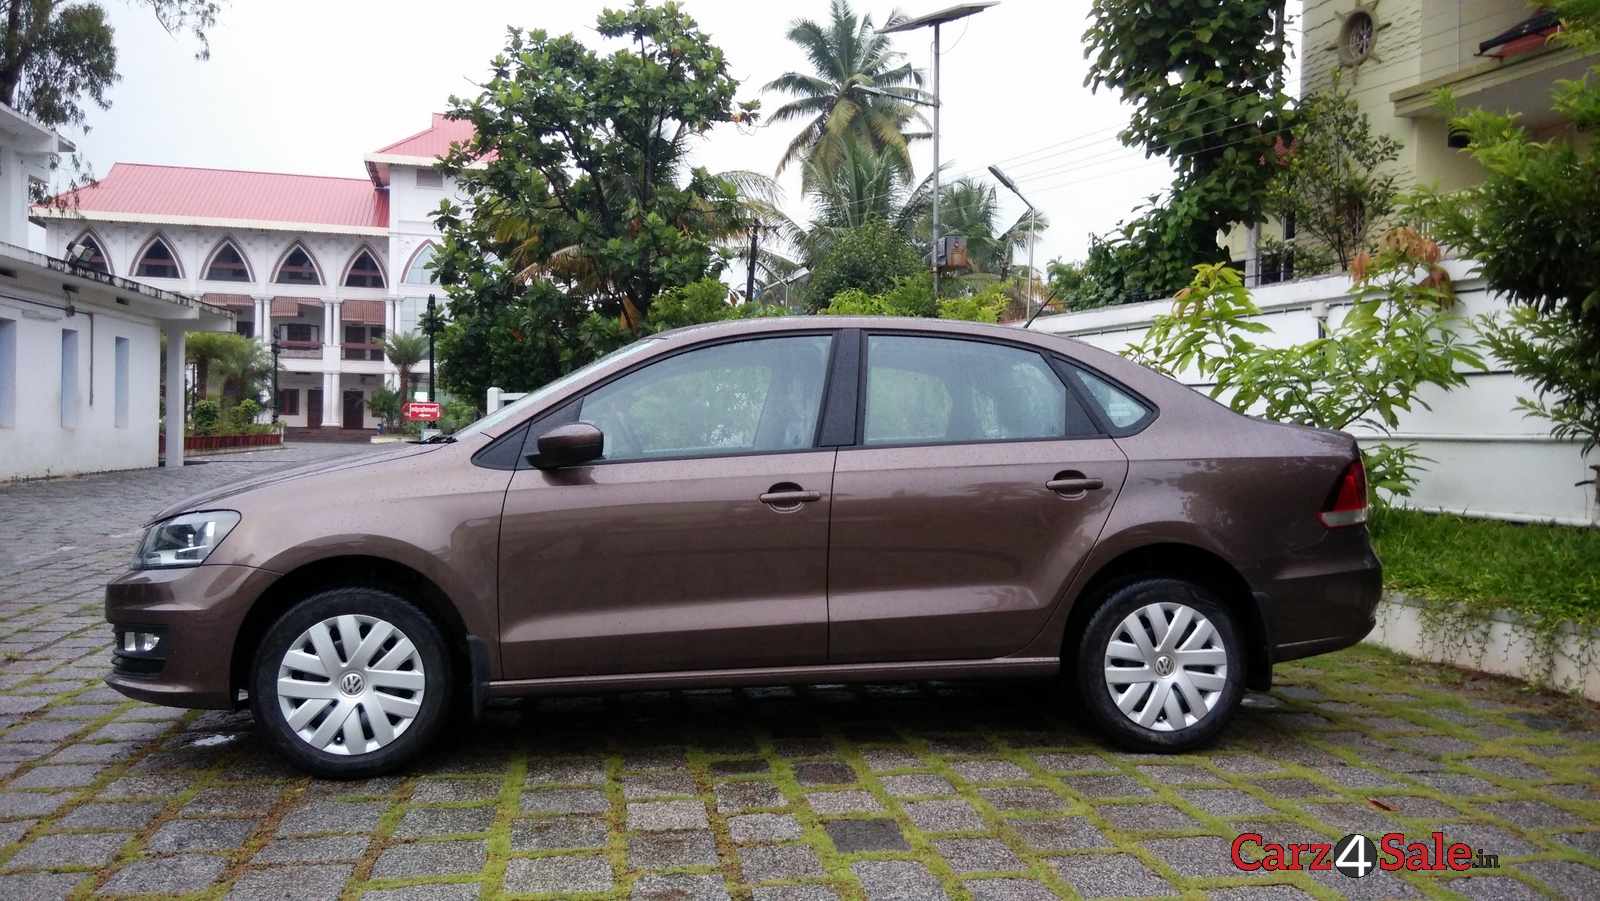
(488, 657, 1061, 698)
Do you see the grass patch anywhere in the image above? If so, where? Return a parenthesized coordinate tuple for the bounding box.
(1369, 505, 1600, 630)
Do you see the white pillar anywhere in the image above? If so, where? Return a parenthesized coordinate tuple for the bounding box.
(163, 323, 186, 467)
(384, 298, 398, 390)
(323, 370, 339, 429)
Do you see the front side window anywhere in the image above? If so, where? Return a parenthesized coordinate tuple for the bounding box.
(578, 335, 832, 462)
(863, 335, 1071, 445)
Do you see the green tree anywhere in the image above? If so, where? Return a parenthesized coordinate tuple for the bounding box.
(764, 0, 927, 177)
(822, 274, 1005, 322)
(1409, 0, 1600, 453)
(1265, 74, 1401, 271)
(210, 334, 270, 407)
(184, 330, 237, 401)
(803, 218, 924, 311)
(383, 331, 429, 399)
(435, 0, 757, 332)
(1128, 229, 1484, 500)
(1081, 0, 1293, 302)
(1, 0, 217, 129)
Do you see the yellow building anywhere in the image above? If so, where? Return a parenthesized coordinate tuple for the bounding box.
(1231, 1, 1593, 277)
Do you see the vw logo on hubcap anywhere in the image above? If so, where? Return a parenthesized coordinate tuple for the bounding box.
(339, 672, 366, 696)
(1153, 655, 1175, 677)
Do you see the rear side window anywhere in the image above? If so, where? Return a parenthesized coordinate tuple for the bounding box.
(1075, 368, 1152, 430)
(863, 335, 1081, 445)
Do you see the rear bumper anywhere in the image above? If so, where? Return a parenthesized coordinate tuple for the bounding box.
(104, 564, 277, 710)
(1261, 542, 1383, 664)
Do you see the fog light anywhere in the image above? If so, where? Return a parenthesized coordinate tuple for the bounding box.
(122, 631, 161, 654)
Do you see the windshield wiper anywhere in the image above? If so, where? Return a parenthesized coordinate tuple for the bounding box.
(410, 434, 456, 444)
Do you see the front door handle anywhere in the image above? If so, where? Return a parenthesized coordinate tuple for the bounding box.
(759, 484, 822, 510)
(1046, 475, 1105, 495)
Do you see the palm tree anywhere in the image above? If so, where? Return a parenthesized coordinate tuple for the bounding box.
(765, 0, 928, 177)
(384, 332, 429, 399)
(924, 178, 1051, 277)
(184, 331, 237, 402)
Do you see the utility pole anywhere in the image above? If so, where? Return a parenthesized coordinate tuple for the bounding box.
(270, 338, 281, 423)
(747, 224, 759, 304)
(424, 294, 437, 403)
(988, 164, 1040, 324)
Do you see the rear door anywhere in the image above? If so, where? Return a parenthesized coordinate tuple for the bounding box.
(828, 333, 1129, 663)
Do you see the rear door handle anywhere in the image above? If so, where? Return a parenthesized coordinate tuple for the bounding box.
(1046, 477, 1104, 494)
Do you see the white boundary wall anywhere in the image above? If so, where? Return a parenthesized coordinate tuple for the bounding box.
(1029, 260, 1598, 526)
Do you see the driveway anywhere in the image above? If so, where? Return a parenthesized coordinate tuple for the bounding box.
(0, 444, 1596, 899)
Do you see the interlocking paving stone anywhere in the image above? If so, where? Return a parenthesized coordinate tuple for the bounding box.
(1050, 853, 1176, 898)
(511, 814, 608, 851)
(149, 817, 259, 852)
(5, 831, 127, 868)
(793, 761, 856, 785)
(1098, 802, 1202, 832)
(729, 813, 802, 844)
(622, 770, 698, 799)
(101, 854, 227, 894)
(738, 843, 825, 881)
(1521, 859, 1600, 897)
(978, 785, 1065, 811)
(823, 817, 909, 852)
(1440, 875, 1543, 900)
(410, 777, 502, 803)
(879, 773, 955, 797)
(933, 837, 1024, 872)
(504, 854, 613, 893)
(1145, 835, 1245, 877)
(394, 805, 496, 837)
(851, 859, 947, 900)
(253, 834, 370, 862)
(632, 872, 732, 901)
(55, 799, 162, 829)
(628, 830, 720, 868)
(713, 779, 785, 813)
(751, 887, 839, 901)
(0, 872, 80, 901)
(275, 798, 386, 834)
(965, 878, 1060, 901)
(627, 798, 709, 831)
(370, 839, 487, 878)
(226, 863, 353, 901)
(363, 884, 481, 901)
(805, 789, 882, 814)
(521, 787, 609, 815)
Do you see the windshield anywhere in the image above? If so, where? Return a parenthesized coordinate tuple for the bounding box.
(456, 337, 664, 437)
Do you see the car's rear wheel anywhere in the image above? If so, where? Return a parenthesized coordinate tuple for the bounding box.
(251, 587, 450, 778)
(1075, 577, 1243, 752)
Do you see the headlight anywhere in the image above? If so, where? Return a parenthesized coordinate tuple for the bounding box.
(134, 511, 240, 569)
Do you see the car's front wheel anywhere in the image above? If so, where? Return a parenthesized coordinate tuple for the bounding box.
(251, 587, 451, 778)
(1076, 577, 1243, 752)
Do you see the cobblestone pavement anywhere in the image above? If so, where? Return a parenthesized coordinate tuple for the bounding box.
(1, 453, 1598, 899)
(0, 442, 387, 573)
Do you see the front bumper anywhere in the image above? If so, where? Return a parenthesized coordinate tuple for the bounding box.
(104, 563, 277, 709)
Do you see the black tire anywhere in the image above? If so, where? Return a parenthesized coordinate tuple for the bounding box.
(1074, 577, 1244, 753)
(251, 586, 451, 778)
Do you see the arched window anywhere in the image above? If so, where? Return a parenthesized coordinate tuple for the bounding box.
(344, 248, 385, 288)
(273, 243, 322, 285)
(134, 236, 181, 279)
(403, 243, 438, 285)
(204, 239, 252, 282)
(69, 233, 110, 275)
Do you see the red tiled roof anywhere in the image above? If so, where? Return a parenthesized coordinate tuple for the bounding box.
(48, 163, 389, 231)
(201, 293, 254, 308)
(371, 113, 475, 159)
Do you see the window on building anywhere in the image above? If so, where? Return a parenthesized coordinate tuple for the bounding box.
(277, 388, 300, 416)
(403, 244, 438, 285)
(134, 237, 181, 279)
(205, 241, 252, 282)
(344, 249, 385, 288)
(415, 168, 443, 189)
(274, 245, 321, 285)
(280, 322, 319, 344)
(343, 324, 385, 361)
(70, 234, 111, 275)
(114, 336, 130, 428)
(60, 328, 79, 428)
(0, 317, 15, 428)
(235, 320, 254, 339)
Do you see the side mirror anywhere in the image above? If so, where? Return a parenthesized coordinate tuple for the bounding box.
(530, 422, 604, 470)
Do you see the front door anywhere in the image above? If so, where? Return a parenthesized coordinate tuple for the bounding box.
(828, 333, 1129, 663)
(307, 389, 323, 428)
(497, 333, 837, 679)
(342, 390, 365, 429)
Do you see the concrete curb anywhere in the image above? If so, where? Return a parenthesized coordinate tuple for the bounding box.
(1364, 592, 1600, 701)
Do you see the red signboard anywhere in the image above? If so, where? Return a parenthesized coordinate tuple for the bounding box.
(402, 401, 441, 422)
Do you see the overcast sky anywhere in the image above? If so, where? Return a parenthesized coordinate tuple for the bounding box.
(66, 0, 1303, 270)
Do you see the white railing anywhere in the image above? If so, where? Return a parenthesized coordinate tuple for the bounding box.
(485, 387, 527, 413)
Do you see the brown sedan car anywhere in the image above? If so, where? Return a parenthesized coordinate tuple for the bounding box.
(107, 317, 1380, 777)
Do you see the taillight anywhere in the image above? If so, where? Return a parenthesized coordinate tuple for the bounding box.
(1319, 458, 1368, 528)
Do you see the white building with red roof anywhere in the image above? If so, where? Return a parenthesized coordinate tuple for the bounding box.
(33, 113, 472, 436)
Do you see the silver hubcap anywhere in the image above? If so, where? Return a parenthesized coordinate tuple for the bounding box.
(276, 614, 425, 756)
(1103, 602, 1228, 732)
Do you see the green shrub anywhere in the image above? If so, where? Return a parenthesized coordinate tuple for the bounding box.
(190, 400, 220, 436)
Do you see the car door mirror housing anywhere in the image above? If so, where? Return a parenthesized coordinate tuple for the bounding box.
(530, 422, 605, 469)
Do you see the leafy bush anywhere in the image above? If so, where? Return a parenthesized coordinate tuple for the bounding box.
(823, 275, 1006, 323)
(222, 398, 261, 434)
(190, 399, 220, 436)
(1127, 228, 1484, 500)
(367, 387, 403, 430)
